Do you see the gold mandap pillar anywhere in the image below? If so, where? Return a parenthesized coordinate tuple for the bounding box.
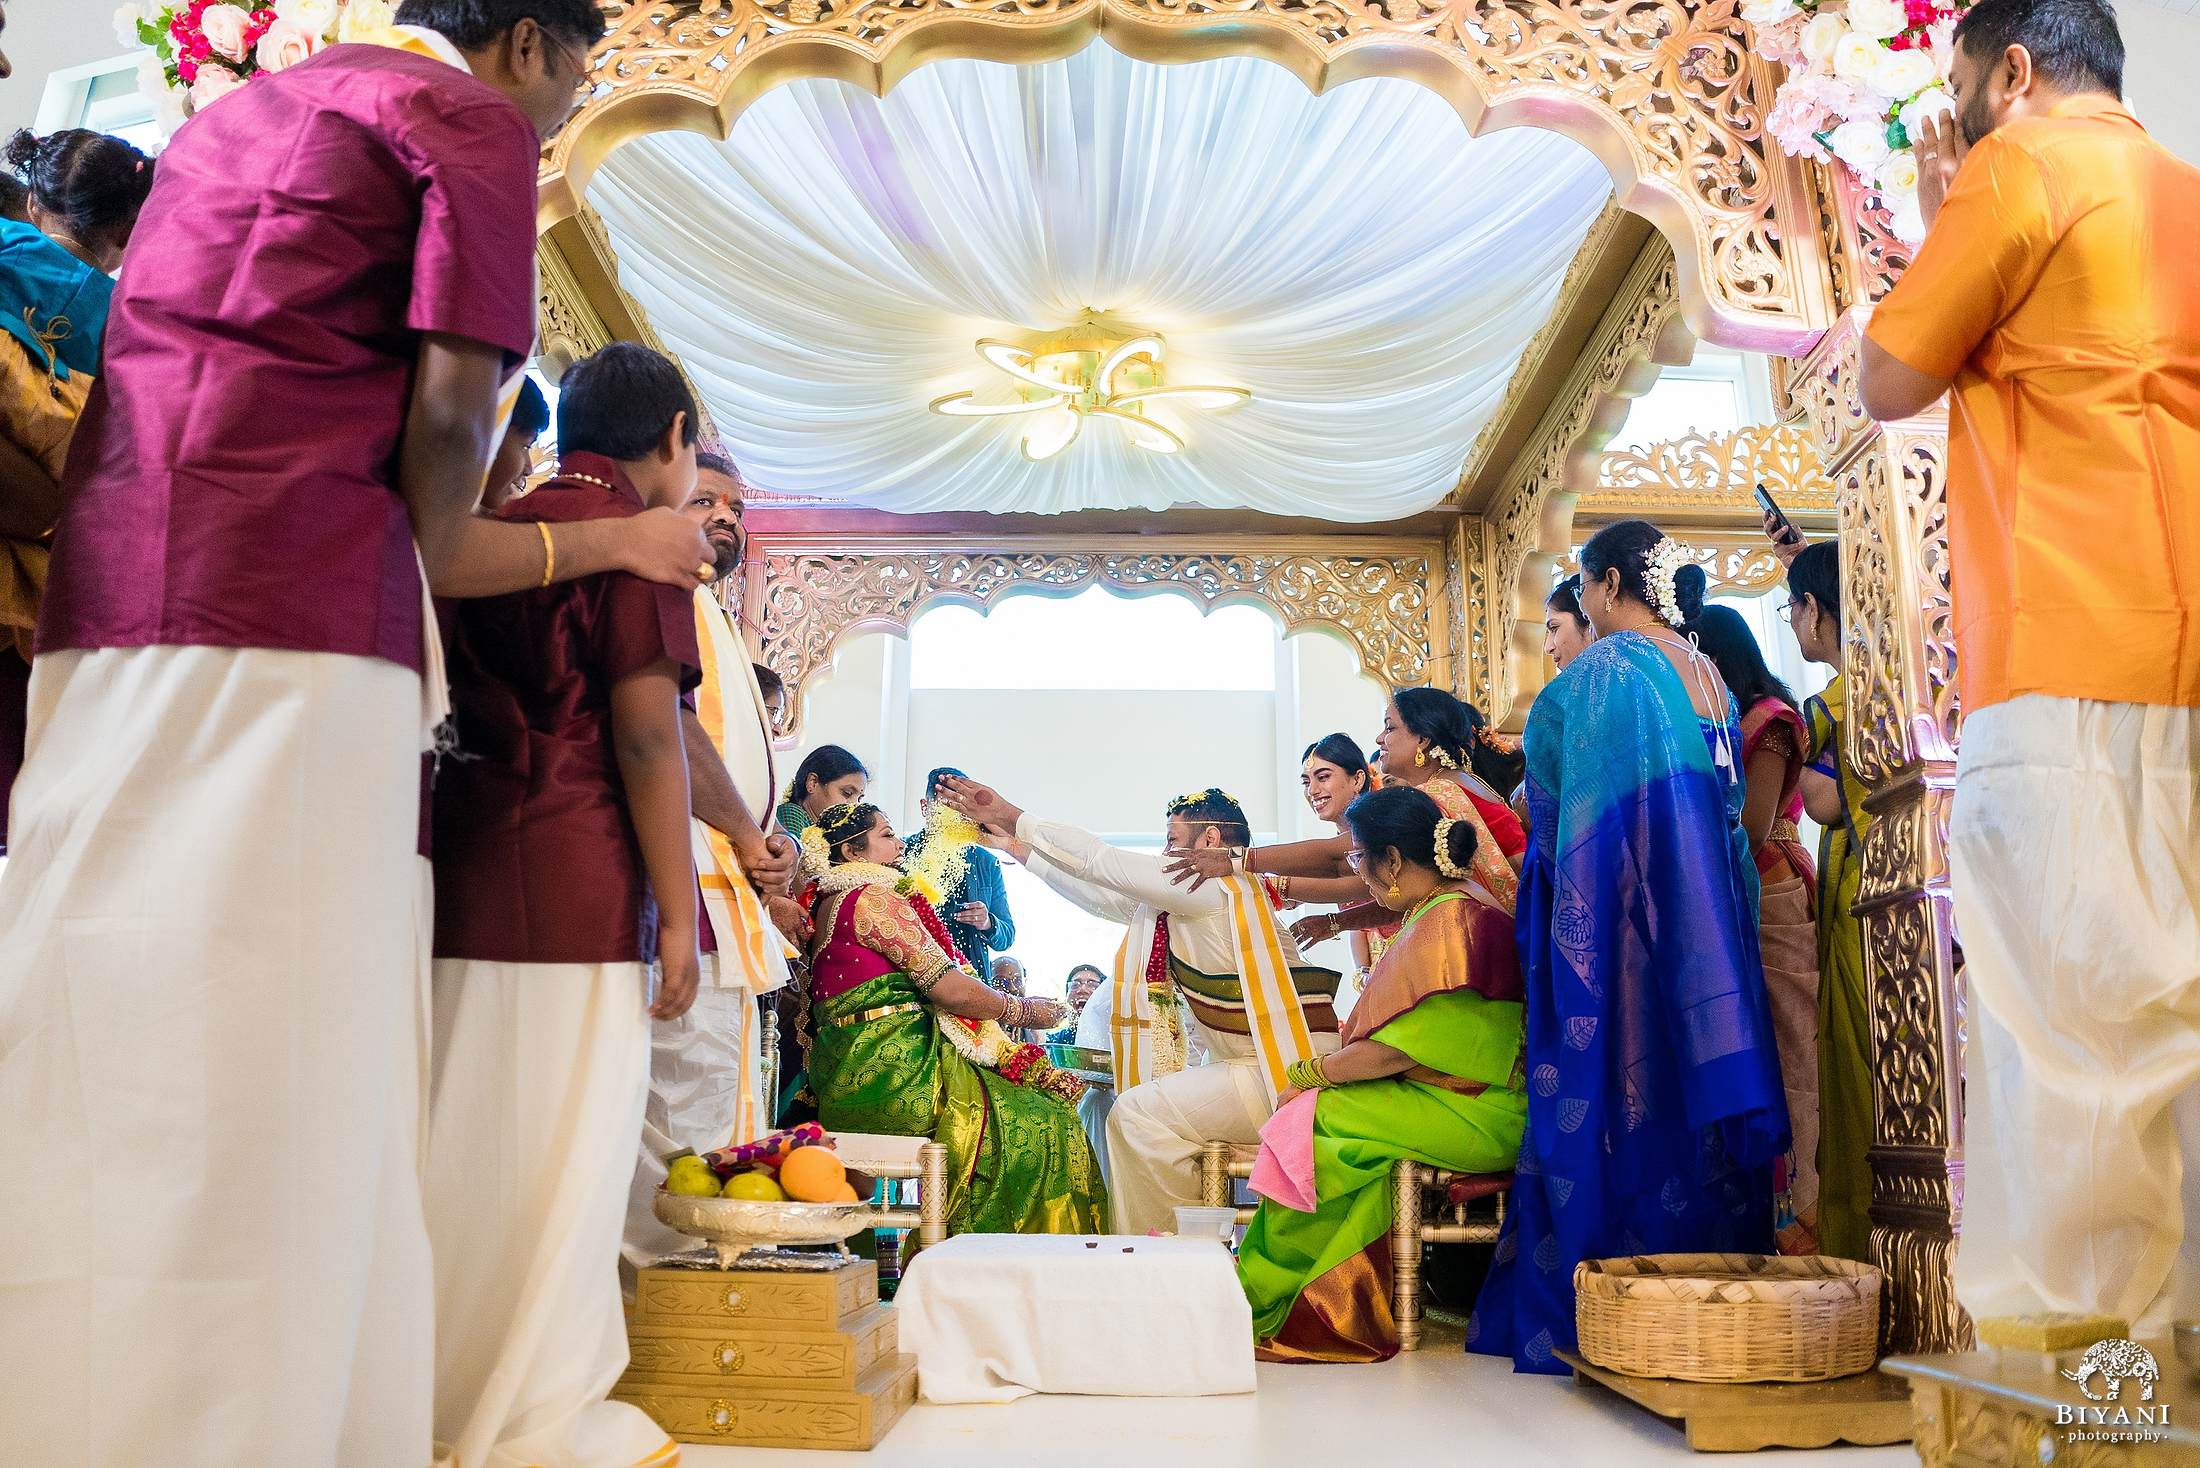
(1789, 300, 1968, 1357)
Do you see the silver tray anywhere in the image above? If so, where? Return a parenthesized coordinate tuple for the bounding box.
(652, 1188, 878, 1268)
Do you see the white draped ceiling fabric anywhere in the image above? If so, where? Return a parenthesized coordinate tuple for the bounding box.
(588, 44, 1613, 519)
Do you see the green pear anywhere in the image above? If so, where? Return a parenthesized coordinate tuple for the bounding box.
(665, 1156, 722, 1197)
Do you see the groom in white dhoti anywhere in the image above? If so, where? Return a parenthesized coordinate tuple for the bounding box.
(938, 779, 1341, 1234)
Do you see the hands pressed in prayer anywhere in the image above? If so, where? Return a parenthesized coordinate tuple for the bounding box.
(1165, 845, 1235, 891)
(1912, 110, 1968, 233)
(955, 901, 992, 932)
(935, 775, 1024, 834)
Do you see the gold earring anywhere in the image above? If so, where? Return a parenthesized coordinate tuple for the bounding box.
(1387, 880, 1403, 906)
(1413, 747, 1427, 768)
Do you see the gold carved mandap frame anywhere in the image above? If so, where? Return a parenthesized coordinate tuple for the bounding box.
(538, 0, 1965, 1358)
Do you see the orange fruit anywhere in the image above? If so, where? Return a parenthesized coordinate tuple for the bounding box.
(827, 1180, 860, 1203)
(778, 1145, 847, 1203)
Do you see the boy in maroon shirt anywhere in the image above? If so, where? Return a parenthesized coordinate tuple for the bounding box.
(427, 344, 704, 1468)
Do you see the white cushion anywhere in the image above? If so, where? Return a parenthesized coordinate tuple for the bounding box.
(829, 1131, 928, 1175)
(894, 1233, 1257, 1402)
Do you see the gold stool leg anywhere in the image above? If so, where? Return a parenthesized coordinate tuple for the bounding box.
(1200, 1140, 1233, 1208)
(913, 1141, 949, 1258)
(758, 1004, 780, 1132)
(1392, 1160, 1424, 1352)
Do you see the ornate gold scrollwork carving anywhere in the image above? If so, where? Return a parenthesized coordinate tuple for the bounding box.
(1838, 413, 1957, 787)
(1833, 313, 1966, 1356)
(540, 0, 1835, 354)
(536, 237, 613, 378)
(1446, 517, 1482, 705)
(1589, 422, 1836, 520)
(1478, 240, 1684, 724)
(1791, 309, 1872, 477)
(747, 538, 1438, 739)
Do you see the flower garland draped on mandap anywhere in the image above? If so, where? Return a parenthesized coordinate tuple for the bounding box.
(118, 0, 399, 132)
(1746, 0, 1973, 242)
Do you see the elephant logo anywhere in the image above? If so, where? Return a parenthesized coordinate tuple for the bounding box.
(2063, 1339, 2160, 1402)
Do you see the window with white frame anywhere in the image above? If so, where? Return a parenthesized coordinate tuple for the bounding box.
(36, 55, 164, 152)
(1607, 345, 1776, 452)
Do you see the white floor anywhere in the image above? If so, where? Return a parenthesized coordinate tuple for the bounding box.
(680, 1321, 1923, 1467)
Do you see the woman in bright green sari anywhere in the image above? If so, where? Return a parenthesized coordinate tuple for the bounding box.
(801, 802, 1107, 1234)
(1236, 785, 1526, 1362)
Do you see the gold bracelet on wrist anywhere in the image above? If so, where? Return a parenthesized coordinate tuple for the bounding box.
(537, 521, 555, 588)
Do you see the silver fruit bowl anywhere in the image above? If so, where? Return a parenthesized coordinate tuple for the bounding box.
(653, 1188, 878, 1269)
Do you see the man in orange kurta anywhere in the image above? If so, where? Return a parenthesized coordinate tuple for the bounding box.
(1864, 0, 2200, 1331)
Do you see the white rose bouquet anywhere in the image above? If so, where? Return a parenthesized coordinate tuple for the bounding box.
(121, 0, 355, 136)
(1741, 0, 1972, 244)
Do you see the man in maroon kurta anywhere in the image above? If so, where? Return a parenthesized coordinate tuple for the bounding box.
(0, 8, 710, 1468)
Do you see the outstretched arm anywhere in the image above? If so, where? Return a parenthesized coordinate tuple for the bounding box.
(938, 774, 1226, 914)
(1165, 834, 1350, 891)
(1023, 850, 1141, 926)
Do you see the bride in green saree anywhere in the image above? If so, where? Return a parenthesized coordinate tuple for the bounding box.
(1236, 785, 1527, 1361)
(801, 802, 1107, 1235)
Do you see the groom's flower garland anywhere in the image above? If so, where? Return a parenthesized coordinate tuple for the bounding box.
(805, 840, 1083, 1108)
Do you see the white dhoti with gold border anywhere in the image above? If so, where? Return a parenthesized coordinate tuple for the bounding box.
(1950, 694, 2200, 1332)
(425, 957, 670, 1468)
(0, 645, 433, 1468)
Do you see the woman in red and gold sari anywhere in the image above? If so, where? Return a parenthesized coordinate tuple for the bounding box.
(802, 802, 1107, 1234)
(1236, 786, 1526, 1361)
(1693, 604, 1821, 1255)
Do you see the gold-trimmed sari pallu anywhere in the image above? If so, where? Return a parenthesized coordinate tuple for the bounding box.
(1235, 888, 1527, 1363)
(806, 874, 1106, 1235)
(1108, 874, 1329, 1104)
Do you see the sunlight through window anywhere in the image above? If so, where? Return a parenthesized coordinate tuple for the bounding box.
(908, 586, 1276, 691)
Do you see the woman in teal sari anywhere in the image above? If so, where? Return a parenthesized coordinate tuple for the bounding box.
(1236, 785, 1527, 1362)
(802, 802, 1108, 1234)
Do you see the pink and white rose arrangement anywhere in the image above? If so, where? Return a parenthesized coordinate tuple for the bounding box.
(119, 0, 364, 134)
(1742, 0, 1967, 242)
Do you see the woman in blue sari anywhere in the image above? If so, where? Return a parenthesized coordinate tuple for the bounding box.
(1469, 520, 1790, 1374)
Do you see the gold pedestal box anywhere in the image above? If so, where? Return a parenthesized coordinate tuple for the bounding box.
(617, 1261, 917, 1451)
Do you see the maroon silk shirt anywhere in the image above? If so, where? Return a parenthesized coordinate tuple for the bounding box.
(432, 454, 702, 964)
(37, 43, 540, 670)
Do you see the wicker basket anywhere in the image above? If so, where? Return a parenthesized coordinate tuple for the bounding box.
(1573, 1253, 1882, 1383)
